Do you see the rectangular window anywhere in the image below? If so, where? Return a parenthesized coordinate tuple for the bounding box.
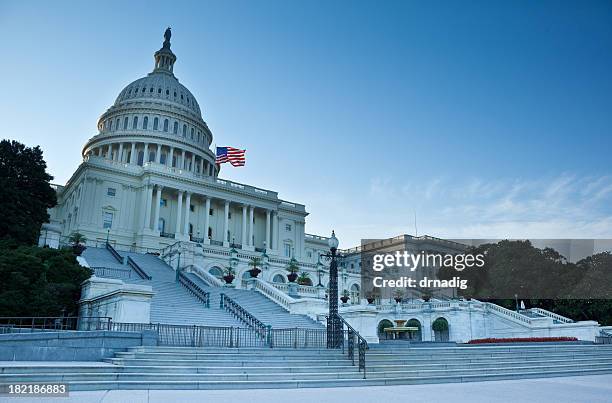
(107, 188, 116, 197)
(228, 212, 232, 219)
(190, 204, 195, 212)
(285, 224, 292, 231)
(103, 212, 113, 229)
(160, 198, 167, 207)
(284, 243, 291, 257)
(209, 208, 214, 216)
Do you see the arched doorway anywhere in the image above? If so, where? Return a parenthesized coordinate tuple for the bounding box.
(209, 267, 223, 280)
(272, 274, 286, 284)
(432, 317, 450, 342)
(406, 318, 422, 341)
(377, 319, 393, 339)
(350, 284, 360, 304)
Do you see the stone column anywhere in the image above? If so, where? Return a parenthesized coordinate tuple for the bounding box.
(143, 185, 153, 230)
(223, 200, 230, 246)
(153, 185, 163, 232)
(190, 154, 195, 172)
(183, 192, 191, 237)
(168, 147, 174, 167)
(241, 205, 248, 246)
(156, 144, 162, 163)
(204, 197, 211, 244)
(97, 147, 103, 157)
(118, 143, 124, 163)
(248, 206, 255, 247)
(273, 211, 279, 252)
(130, 143, 136, 164)
(181, 150, 186, 170)
(265, 210, 271, 250)
(143, 143, 149, 163)
(199, 158, 204, 174)
(175, 190, 184, 234)
(106, 144, 112, 159)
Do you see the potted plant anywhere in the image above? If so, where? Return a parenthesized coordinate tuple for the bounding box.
(366, 295, 375, 305)
(247, 256, 262, 278)
(69, 232, 87, 256)
(222, 266, 235, 284)
(286, 258, 299, 283)
(340, 290, 350, 304)
(422, 290, 432, 302)
(394, 290, 404, 304)
(297, 271, 311, 286)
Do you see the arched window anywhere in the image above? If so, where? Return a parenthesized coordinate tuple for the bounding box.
(143, 116, 148, 130)
(132, 116, 138, 129)
(209, 267, 223, 279)
(115, 118, 120, 131)
(153, 117, 159, 130)
(160, 153, 166, 165)
(137, 151, 144, 166)
(158, 218, 165, 233)
(350, 284, 360, 304)
(163, 119, 169, 132)
(173, 121, 178, 134)
(123, 117, 128, 130)
(191, 128, 194, 139)
(182, 124, 187, 137)
(108, 120, 113, 131)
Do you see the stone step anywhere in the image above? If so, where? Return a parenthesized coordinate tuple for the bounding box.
(4, 367, 612, 391)
(103, 358, 356, 367)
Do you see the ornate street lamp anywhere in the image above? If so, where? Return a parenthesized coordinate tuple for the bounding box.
(320, 230, 342, 348)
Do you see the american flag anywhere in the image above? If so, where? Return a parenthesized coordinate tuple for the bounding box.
(215, 146, 246, 167)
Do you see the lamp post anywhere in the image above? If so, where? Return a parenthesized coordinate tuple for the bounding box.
(321, 230, 342, 348)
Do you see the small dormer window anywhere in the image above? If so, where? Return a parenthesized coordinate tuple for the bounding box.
(166, 89, 169, 95)
(174, 92, 177, 97)
(158, 88, 161, 94)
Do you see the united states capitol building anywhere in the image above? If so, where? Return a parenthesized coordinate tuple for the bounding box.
(38, 30, 606, 345)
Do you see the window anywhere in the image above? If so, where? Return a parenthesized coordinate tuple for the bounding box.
(189, 223, 193, 235)
(173, 121, 178, 134)
(123, 117, 128, 130)
(158, 218, 165, 232)
(132, 116, 138, 129)
(150, 87, 154, 93)
(160, 153, 166, 165)
(285, 224, 292, 231)
(107, 188, 116, 197)
(149, 151, 155, 163)
(160, 198, 167, 207)
(190, 204, 195, 212)
(182, 124, 187, 137)
(209, 208, 214, 216)
(158, 88, 162, 94)
(228, 212, 232, 219)
(208, 227, 212, 238)
(153, 117, 159, 130)
(307, 251, 312, 258)
(166, 89, 169, 95)
(272, 274, 286, 284)
(115, 118, 120, 130)
(163, 119, 169, 132)
(103, 212, 113, 229)
(191, 128, 194, 138)
(284, 243, 291, 257)
(143, 116, 148, 130)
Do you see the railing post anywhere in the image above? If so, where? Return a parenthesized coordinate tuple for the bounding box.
(267, 325, 272, 348)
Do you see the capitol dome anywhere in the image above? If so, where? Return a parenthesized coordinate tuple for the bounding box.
(82, 28, 217, 177)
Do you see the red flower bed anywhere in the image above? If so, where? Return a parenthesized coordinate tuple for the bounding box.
(467, 337, 578, 344)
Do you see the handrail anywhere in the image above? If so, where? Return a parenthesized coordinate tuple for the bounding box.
(91, 266, 132, 280)
(0, 316, 112, 332)
(189, 264, 224, 287)
(105, 241, 123, 263)
(178, 272, 210, 307)
(331, 313, 368, 378)
(252, 278, 295, 311)
(127, 256, 152, 280)
(529, 308, 574, 323)
(220, 293, 269, 341)
(484, 302, 533, 325)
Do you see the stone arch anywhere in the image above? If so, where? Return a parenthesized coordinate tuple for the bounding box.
(208, 266, 223, 279)
(377, 319, 394, 338)
(432, 317, 450, 342)
(272, 273, 286, 283)
(406, 318, 423, 341)
(349, 283, 360, 304)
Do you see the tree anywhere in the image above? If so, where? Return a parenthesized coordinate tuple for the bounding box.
(0, 240, 92, 317)
(0, 140, 57, 245)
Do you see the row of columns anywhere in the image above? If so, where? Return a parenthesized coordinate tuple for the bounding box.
(92, 142, 214, 176)
(140, 184, 278, 250)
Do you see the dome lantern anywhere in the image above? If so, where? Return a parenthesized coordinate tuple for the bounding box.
(153, 27, 177, 75)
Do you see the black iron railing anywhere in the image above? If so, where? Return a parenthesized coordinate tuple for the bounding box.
(220, 293, 269, 340)
(105, 241, 123, 263)
(160, 232, 176, 239)
(596, 330, 612, 344)
(178, 272, 210, 307)
(127, 256, 152, 280)
(0, 317, 112, 333)
(330, 313, 368, 379)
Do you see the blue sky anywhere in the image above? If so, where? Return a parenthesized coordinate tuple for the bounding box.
(1, 0, 611, 247)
